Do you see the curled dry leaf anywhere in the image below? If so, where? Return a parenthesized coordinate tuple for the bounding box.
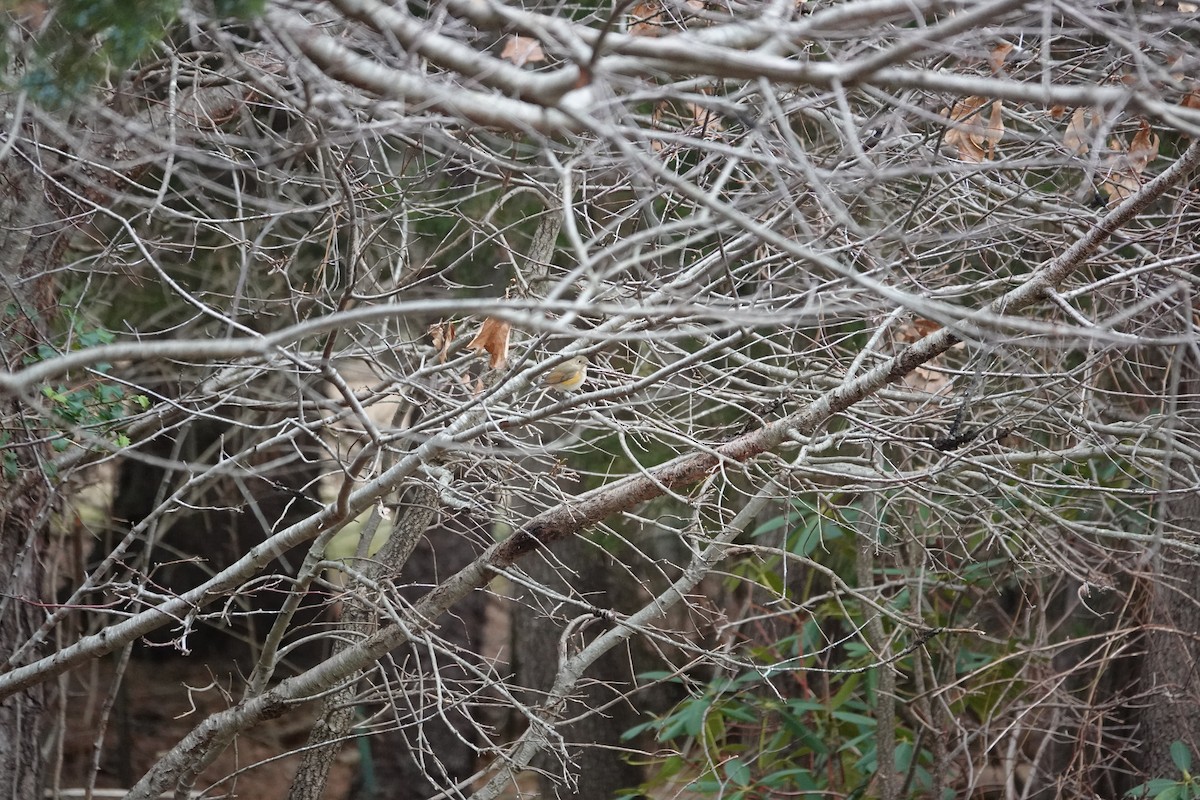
(9, 1, 48, 26)
(904, 365, 952, 396)
(978, 100, 1005, 155)
(1127, 118, 1161, 172)
(500, 35, 546, 66)
(466, 317, 511, 370)
(988, 42, 1015, 74)
(689, 101, 724, 134)
(1101, 118, 1160, 205)
(629, 0, 667, 36)
(895, 318, 943, 343)
(1063, 107, 1096, 155)
(1100, 161, 1140, 204)
(911, 318, 943, 339)
(895, 323, 959, 397)
(942, 98, 984, 161)
(429, 320, 455, 364)
(942, 97, 1004, 162)
(1167, 54, 1186, 84)
(652, 94, 725, 142)
(628, 0, 702, 35)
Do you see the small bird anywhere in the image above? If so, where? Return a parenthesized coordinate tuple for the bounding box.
(540, 355, 589, 392)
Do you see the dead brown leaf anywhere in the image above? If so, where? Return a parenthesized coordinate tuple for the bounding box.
(1063, 107, 1095, 156)
(942, 97, 1003, 162)
(1100, 168, 1140, 204)
(628, 0, 701, 35)
(629, 0, 666, 36)
(11, 0, 48, 26)
(429, 320, 456, 364)
(904, 365, 952, 396)
(896, 318, 943, 343)
(988, 42, 1015, 74)
(689, 101, 723, 132)
(978, 99, 1004, 156)
(467, 317, 511, 369)
(1167, 54, 1186, 83)
(911, 318, 943, 338)
(1127, 117, 1161, 172)
(1100, 119, 1160, 205)
(500, 35, 546, 66)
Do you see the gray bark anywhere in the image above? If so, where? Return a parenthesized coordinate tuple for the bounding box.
(1141, 357, 1200, 779)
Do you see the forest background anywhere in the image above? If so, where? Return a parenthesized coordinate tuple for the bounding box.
(2, 0, 1200, 798)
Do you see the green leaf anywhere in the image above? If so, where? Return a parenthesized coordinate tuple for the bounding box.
(1129, 779, 1187, 798)
(793, 514, 844, 556)
(79, 328, 114, 347)
(828, 674, 862, 710)
(1147, 779, 1185, 793)
(1172, 741, 1192, 774)
(718, 703, 758, 724)
(833, 710, 876, 729)
(2, 453, 18, 480)
(752, 513, 791, 537)
(724, 757, 751, 787)
(97, 383, 125, 404)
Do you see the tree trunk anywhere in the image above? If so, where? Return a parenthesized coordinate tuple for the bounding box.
(1143, 546, 1200, 776)
(357, 509, 489, 800)
(0, 105, 73, 800)
(0, 489, 49, 800)
(513, 532, 654, 800)
(1140, 354, 1200, 778)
